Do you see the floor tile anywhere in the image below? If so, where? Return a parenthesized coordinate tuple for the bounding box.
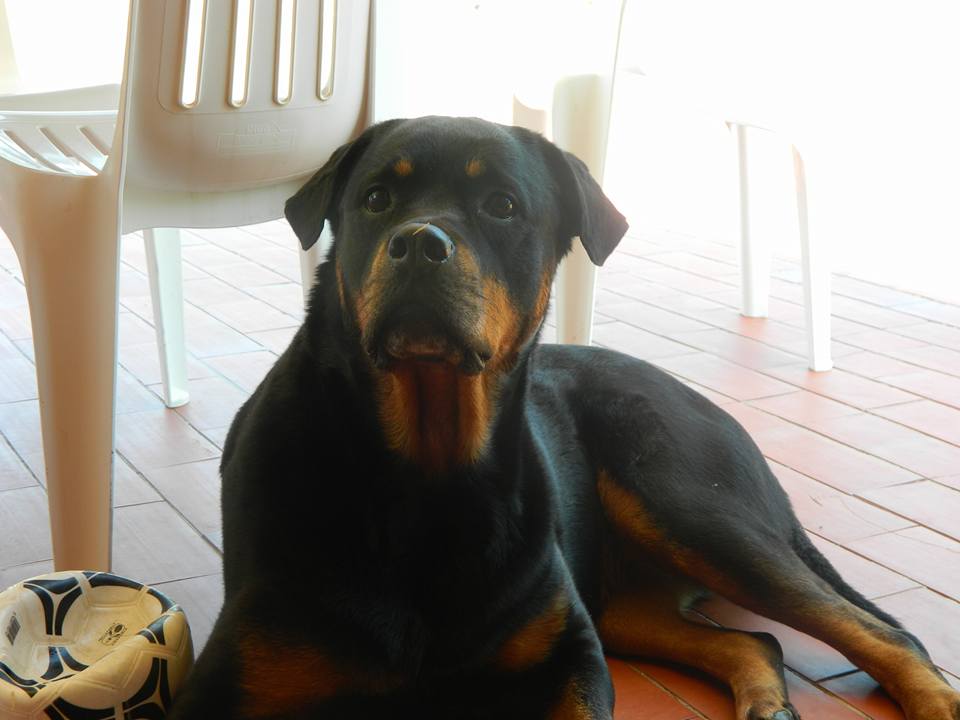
(897, 299, 960, 325)
(119, 342, 215, 387)
(628, 660, 731, 719)
(115, 365, 166, 414)
(605, 659, 702, 720)
(169, 375, 249, 430)
(112, 502, 222, 585)
(783, 670, 884, 719)
(873, 398, 960, 447)
(669, 328, 803, 369)
(182, 276, 251, 307)
(203, 298, 299, 335)
(938, 476, 960, 491)
(894, 322, 960, 352)
(0, 435, 35, 491)
(832, 275, 924, 308)
(848, 527, 960, 599)
(116, 409, 220, 470)
(762, 364, 918, 409)
(811, 414, 960, 479)
(877, 370, 960, 410)
(0, 486, 52, 569)
(889, 344, 960, 378)
(204, 351, 278, 393)
(113, 455, 162, 507)
(181, 243, 246, 268)
(247, 326, 299, 354)
(245, 282, 307, 319)
(652, 354, 796, 401)
(0, 356, 37, 402)
(770, 461, 914, 543)
(144, 459, 222, 545)
(833, 350, 921, 379)
(0, 560, 54, 591)
(183, 305, 264, 358)
(592, 322, 699, 361)
(152, 573, 224, 654)
(830, 296, 926, 329)
(807, 534, 919, 600)
(839, 329, 928, 354)
(858, 481, 960, 541)
(725, 406, 920, 493)
(601, 301, 713, 336)
(203, 261, 290, 288)
(749, 390, 861, 425)
(821, 671, 907, 720)
(875, 588, 960, 677)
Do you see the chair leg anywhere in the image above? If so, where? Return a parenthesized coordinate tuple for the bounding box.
(18, 221, 121, 571)
(299, 223, 330, 306)
(733, 123, 771, 318)
(144, 228, 189, 407)
(555, 241, 599, 345)
(792, 146, 832, 371)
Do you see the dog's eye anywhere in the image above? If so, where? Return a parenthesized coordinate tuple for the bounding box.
(482, 193, 515, 219)
(365, 187, 391, 213)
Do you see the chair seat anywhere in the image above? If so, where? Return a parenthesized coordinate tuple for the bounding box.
(0, 571, 193, 718)
(0, 110, 115, 176)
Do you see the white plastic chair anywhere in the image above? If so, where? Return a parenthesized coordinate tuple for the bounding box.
(515, 0, 832, 372)
(0, 0, 374, 571)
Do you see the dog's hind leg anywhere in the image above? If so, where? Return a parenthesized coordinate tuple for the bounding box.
(733, 533, 960, 720)
(598, 581, 799, 720)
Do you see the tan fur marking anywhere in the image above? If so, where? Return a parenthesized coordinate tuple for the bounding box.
(548, 680, 593, 720)
(238, 637, 346, 718)
(496, 591, 569, 671)
(368, 250, 528, 473)
(465, 157, 485, 177)
(393, 157, 414, 176)
(597, 470, 738, 598)
(355, 242, 390, 335)
(238, 631, 402, 718)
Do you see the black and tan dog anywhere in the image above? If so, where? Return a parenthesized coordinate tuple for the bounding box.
(170, 117, 958, 720)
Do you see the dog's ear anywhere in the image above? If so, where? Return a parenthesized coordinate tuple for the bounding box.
(285, 119, 402, 250)
(539, 138, 629, 266)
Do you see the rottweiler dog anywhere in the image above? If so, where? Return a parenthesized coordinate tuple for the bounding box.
(169, 117, 959, 720)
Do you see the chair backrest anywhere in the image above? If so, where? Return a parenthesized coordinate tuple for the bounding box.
(119, 0, 370, 199)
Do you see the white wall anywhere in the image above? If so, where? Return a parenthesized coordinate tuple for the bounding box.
(608, 0, 960, 304)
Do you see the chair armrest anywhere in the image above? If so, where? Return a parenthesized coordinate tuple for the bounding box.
(0, 83, 119, 111)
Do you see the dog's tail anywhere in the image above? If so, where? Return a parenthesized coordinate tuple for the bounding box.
(789, 525, 905, 630)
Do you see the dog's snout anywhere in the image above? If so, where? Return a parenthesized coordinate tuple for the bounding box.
(387, 222, 456, 266)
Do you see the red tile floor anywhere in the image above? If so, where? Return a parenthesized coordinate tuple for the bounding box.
(0, 221, 958, 718)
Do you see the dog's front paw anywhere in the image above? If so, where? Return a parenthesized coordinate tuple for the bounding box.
(904, 686, 960, 720)
(744, 699, 800, 720)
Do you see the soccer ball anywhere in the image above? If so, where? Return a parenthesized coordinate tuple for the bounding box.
(0, 571, 194, 719)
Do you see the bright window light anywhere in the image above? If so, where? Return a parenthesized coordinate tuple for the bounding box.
(275, 0, 296, 104)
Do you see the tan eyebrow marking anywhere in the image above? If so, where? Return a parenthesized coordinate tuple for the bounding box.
(393, 157, 414, 177)
(465, 157, 485, 177)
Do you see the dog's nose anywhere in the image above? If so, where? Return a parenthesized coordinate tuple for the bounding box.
(387, 222, 456, 266)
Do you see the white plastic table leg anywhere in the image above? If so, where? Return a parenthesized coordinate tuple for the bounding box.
(733, 123, 771, 318)
(551, 74, 614, 346)
(16, 207, 120, 572)
(299, 223, 331, 306)
(144, 228, 189, 408)
(555, 243, 598, 345)
(793, 146, 833, 371)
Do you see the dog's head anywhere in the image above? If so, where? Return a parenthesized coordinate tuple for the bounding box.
(286, 117, 627, 473)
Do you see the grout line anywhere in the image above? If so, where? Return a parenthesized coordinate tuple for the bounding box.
(622, 662, 710, 719)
